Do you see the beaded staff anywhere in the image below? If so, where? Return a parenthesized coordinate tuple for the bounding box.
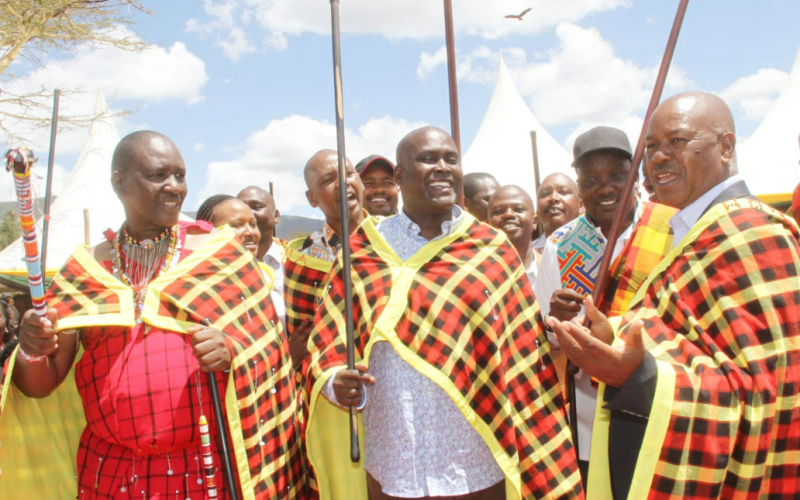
(198, 414, 218, 498)
(5, 148, 47, 318)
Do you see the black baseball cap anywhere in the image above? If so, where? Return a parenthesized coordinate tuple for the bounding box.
(355, 155, 395, 176)
(572, 126, 632, 167)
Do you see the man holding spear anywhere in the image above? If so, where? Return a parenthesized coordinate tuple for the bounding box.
(306, 126, 583, 500)
(549, 93, 800, 499)
(2, 131, 304, 499)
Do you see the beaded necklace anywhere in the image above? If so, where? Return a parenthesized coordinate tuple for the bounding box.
(112, 224, 179, 321)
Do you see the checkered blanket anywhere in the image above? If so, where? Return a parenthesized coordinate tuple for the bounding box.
(0, 228, 304, 500)
(589, 198, 800, 499)
(305, 216, 583, 500)
(283, 239, 334, 337)
(598, 201, 677, 316)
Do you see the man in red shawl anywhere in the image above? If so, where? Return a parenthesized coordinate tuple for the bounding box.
(548, 92, 800, 499)
(3, 131, 303, 499)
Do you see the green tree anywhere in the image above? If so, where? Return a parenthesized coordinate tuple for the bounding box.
(0, 209, 21, 250)
(1, 0, 151, 142)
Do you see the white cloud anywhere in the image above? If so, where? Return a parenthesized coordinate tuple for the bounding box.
(194, 142, 206, 152)
(15, 28, 208, 105)
(194, 115, 427, 213)
(419, 23, 693, 148)
(187, 0, 631, 57)
(1, 26, 208, 154)
(719, 68, 790, 121)
(187, 2, 258, 61)
(417, 47, 448, 81)
(418, 45, 528, 84)
(511, 23, 692, 127)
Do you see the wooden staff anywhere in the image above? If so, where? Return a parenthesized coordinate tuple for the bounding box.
(83, 208, 90, 246)
(197, 317, 240, 500)
(40, 89, 60, 271)
(443, 0, 461, 154)
(591, 0, 690, 305)
(269, 181, 276, 237)
(328, 0, 360, 464)
(567, 0, 691, 458)
(530, 131, 541, 195)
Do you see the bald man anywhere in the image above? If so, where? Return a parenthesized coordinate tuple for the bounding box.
(488, 185, 538, 284)
(306, 127, 582, 500)
(300, 149, 365, 261)
(463, 172, 501, 223)
(237, 186, 280, 260)
(5, 131, 303, 499)
(549, 92, 800, 499)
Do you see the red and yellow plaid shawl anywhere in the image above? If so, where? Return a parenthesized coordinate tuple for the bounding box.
(305, 216, 583, 500)
(589, 198, 800, 500)
(597, 201, 676, 316)
(0, 228, 304, 500)
(283, 239, 334, 338)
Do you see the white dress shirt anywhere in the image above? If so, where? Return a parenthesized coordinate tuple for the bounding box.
(532, 204, 641, 461)
(670, 175, 744, 247)
(323, 206, 504, 498)
(263, 242, 286, 327)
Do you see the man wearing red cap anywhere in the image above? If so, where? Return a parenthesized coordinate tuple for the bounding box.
(355, 155, 399, 217)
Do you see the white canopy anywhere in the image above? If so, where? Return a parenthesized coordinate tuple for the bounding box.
(738, 46, 800, 195)
(462, 56, 574, 197)
(0, 92, 125, 272)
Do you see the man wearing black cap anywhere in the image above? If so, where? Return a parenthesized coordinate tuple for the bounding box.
(533, 125, 677, 484)
(355, 155, 399, 217)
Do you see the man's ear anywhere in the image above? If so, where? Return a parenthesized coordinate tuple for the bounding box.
(394, 165, 403, 188)
(111, 170, 124, 195)
(720, 131, 736, 169)
(274, 209, 281, 226)
(306, 190, 318, 208)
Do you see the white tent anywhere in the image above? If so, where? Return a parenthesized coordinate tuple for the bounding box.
(0, 92, 125, 273)
(463, 56, 574, 196)
(738, 45, 800, 195)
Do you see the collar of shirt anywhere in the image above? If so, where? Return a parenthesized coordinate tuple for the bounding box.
(670, 174, 743, 247)
(584, 199, 642, 247)
(395, 205, 464, 241)
(532, 233, 547, 251)
(263, 242, 284, 289)
(321, 223, 341, 250)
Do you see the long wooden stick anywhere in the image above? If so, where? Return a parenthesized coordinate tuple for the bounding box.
(443, 0, 461, 154)
(269, 181, 276, 237)
(329, 0, 360, 464)
(197, 317, 240, 500)
(40, 89, 60, 271)
(530, 131, 541, 195)
(566, 0, 691, 459)
(591, 0, 690, 306)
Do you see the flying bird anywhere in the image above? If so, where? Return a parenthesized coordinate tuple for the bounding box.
(505, 7, 532, 21)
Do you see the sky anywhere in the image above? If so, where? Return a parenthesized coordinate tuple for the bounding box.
(2, 0, 799, 218)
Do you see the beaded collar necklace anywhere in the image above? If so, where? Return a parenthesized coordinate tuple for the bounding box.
(112, 224, 179, 321)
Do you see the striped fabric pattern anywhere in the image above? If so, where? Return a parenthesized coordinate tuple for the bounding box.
(282, 240, 333, 338)
(608, 198, 800, 499)
(598, 202, 677, 316)
(307, 217, 583, 500)
(4, 229, 304, 500)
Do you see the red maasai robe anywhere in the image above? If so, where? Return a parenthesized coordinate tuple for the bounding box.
(75, 222, 232, 498)
(589, 198, 800, 499)
(0, 223, 305, 500)
(305, 216, 583, 500)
